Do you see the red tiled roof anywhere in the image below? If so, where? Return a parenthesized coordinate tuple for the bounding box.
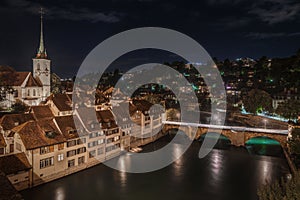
(30, 105, 54, 119)
(0, 153, 31, 175)
(12, 121, 65, 150)
(25, 75, 42, 87)
(0, 113, 35, 131)
(13, 72, 30, 86)
(132, 99, 153, 113)
(55, 115, 79, 139)
(0, 172, 21, 200)
(0, 134, 6, 148)
(51, 94, 72, 112)
(96, 110, 118, 129)
(76, 107, 101, 132)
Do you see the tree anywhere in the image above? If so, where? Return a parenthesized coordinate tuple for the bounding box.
(276, 99, 300, 120)
(11, 101, 28, 113)
(288, 128, 300, 167)
(258, 171, 300, 200)
(242, 89, 272, 114)
(0, 65, 17, 102)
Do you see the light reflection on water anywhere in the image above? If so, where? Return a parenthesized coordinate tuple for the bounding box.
(22, 135, 290, 200)
(210, 150, 224, 183)
(55, 187, 65, 200)
(172, 144, 184, 180)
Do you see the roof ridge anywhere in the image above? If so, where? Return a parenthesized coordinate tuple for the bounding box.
(11, 120, 35, 133)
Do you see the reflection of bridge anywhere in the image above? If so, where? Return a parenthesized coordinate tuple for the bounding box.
(162, 121, 289, 146)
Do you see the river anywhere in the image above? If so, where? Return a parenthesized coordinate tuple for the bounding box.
(21, 134, 290, 200)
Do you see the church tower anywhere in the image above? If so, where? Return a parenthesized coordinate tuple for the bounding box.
(33, 8, 51, 100)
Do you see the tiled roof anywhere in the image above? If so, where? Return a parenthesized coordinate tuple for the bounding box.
(31, 105, 54, 119)
(13, 121, 65, 150)
(55, 115, 79, 139)
(132, 99, 153, 113)
(103, 86, 114, 95)
(0, 113, 35, 131)
(0, 153, 31, 175)
(51, 94, 72, 112)
(25, 75, 42, 87)
(0, 134, 6, 148)
(13, 72, 30, 86)
(96, 110, 118, 129)
(38, 119, 61, 133)
(76, 107, 101, 132)
(0, 172, 22, 200)
(112, 103, 132, 126)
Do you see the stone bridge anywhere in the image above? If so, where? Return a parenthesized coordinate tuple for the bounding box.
(163, 121, 288, 147)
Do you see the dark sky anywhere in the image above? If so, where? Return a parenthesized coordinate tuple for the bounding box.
(0, 0, 300, 78)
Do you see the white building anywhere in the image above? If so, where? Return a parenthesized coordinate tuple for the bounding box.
(0, 12, 51, 107)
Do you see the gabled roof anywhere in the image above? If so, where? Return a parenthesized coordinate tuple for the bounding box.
(13, 72, 30, 86)
(111, 88, 128, 99)
(55, 115, 79, 139)
(12, 121, 65, 150)
(30, 105, 54, 119)
(0, 153, 31, 175)
(132, 100, 153, 113)
(0, 113, 35, 131)
(25, 75, 42, 87)
(0, 134, 6, 148)
(50, 94, 72, 112)
(96, 110, 118, 129)
(0, 172, 21, 200)
(112, 103, 132, 126)
(76, 107, 101, 132)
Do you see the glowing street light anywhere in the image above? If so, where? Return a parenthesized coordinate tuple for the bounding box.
(263, 119, 267, 129)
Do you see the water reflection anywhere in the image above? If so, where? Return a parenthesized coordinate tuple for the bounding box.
(55, 187, 65, 200)
(260, 159, 272, 184)
(113, 155, 129, 188)
(172, 144, 184, 179)
(22, 138, 290, 200)
(210, 150, 224, 182)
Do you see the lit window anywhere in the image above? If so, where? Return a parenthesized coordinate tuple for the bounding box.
(58, 154, 64, 161)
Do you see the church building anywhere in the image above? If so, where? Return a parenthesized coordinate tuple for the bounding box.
(0, 11, 51, 107)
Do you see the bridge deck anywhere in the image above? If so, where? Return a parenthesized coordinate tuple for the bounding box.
(163, 121, 288, 135)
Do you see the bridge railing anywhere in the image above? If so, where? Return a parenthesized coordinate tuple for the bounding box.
(162, 120, 288, 135)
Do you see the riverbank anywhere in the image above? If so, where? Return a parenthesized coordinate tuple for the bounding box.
(21, 134, 290, 200)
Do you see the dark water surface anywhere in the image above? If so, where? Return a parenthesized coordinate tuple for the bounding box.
(21, 135, 290, 200)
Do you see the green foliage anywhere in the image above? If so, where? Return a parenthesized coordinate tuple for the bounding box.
(11, 101, 28, 113)
(288, 128, 300, 167)
(258, 172, 300, 200)
(242, 89, 272, 114)
(0, 65, 18, 102)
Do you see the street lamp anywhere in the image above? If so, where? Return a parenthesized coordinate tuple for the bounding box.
(263, 119, 267, 129)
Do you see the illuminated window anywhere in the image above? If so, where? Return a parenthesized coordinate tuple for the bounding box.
(58, 154, 64, 161)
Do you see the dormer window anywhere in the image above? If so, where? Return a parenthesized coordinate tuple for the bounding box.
(14, 122, 19, 126)
(45, 131, 56, 139)
(68, 129, 77, 135)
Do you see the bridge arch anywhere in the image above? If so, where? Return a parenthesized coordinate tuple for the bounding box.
(245, 136, 281, 145)
(244, 133, 287, 147)
(245, 136, 284, 156)
(199, 132, 232, 144)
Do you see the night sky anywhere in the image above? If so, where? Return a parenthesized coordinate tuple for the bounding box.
(0, 0, 300, 78)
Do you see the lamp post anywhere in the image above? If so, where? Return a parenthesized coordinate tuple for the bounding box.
(263, 119, 267, 129)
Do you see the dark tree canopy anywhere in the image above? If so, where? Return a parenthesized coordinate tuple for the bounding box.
(276, 99, 300, 120)
(243, 89, 272, 114)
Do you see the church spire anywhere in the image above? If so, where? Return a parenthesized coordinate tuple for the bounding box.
(36, 8, 47, 59)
